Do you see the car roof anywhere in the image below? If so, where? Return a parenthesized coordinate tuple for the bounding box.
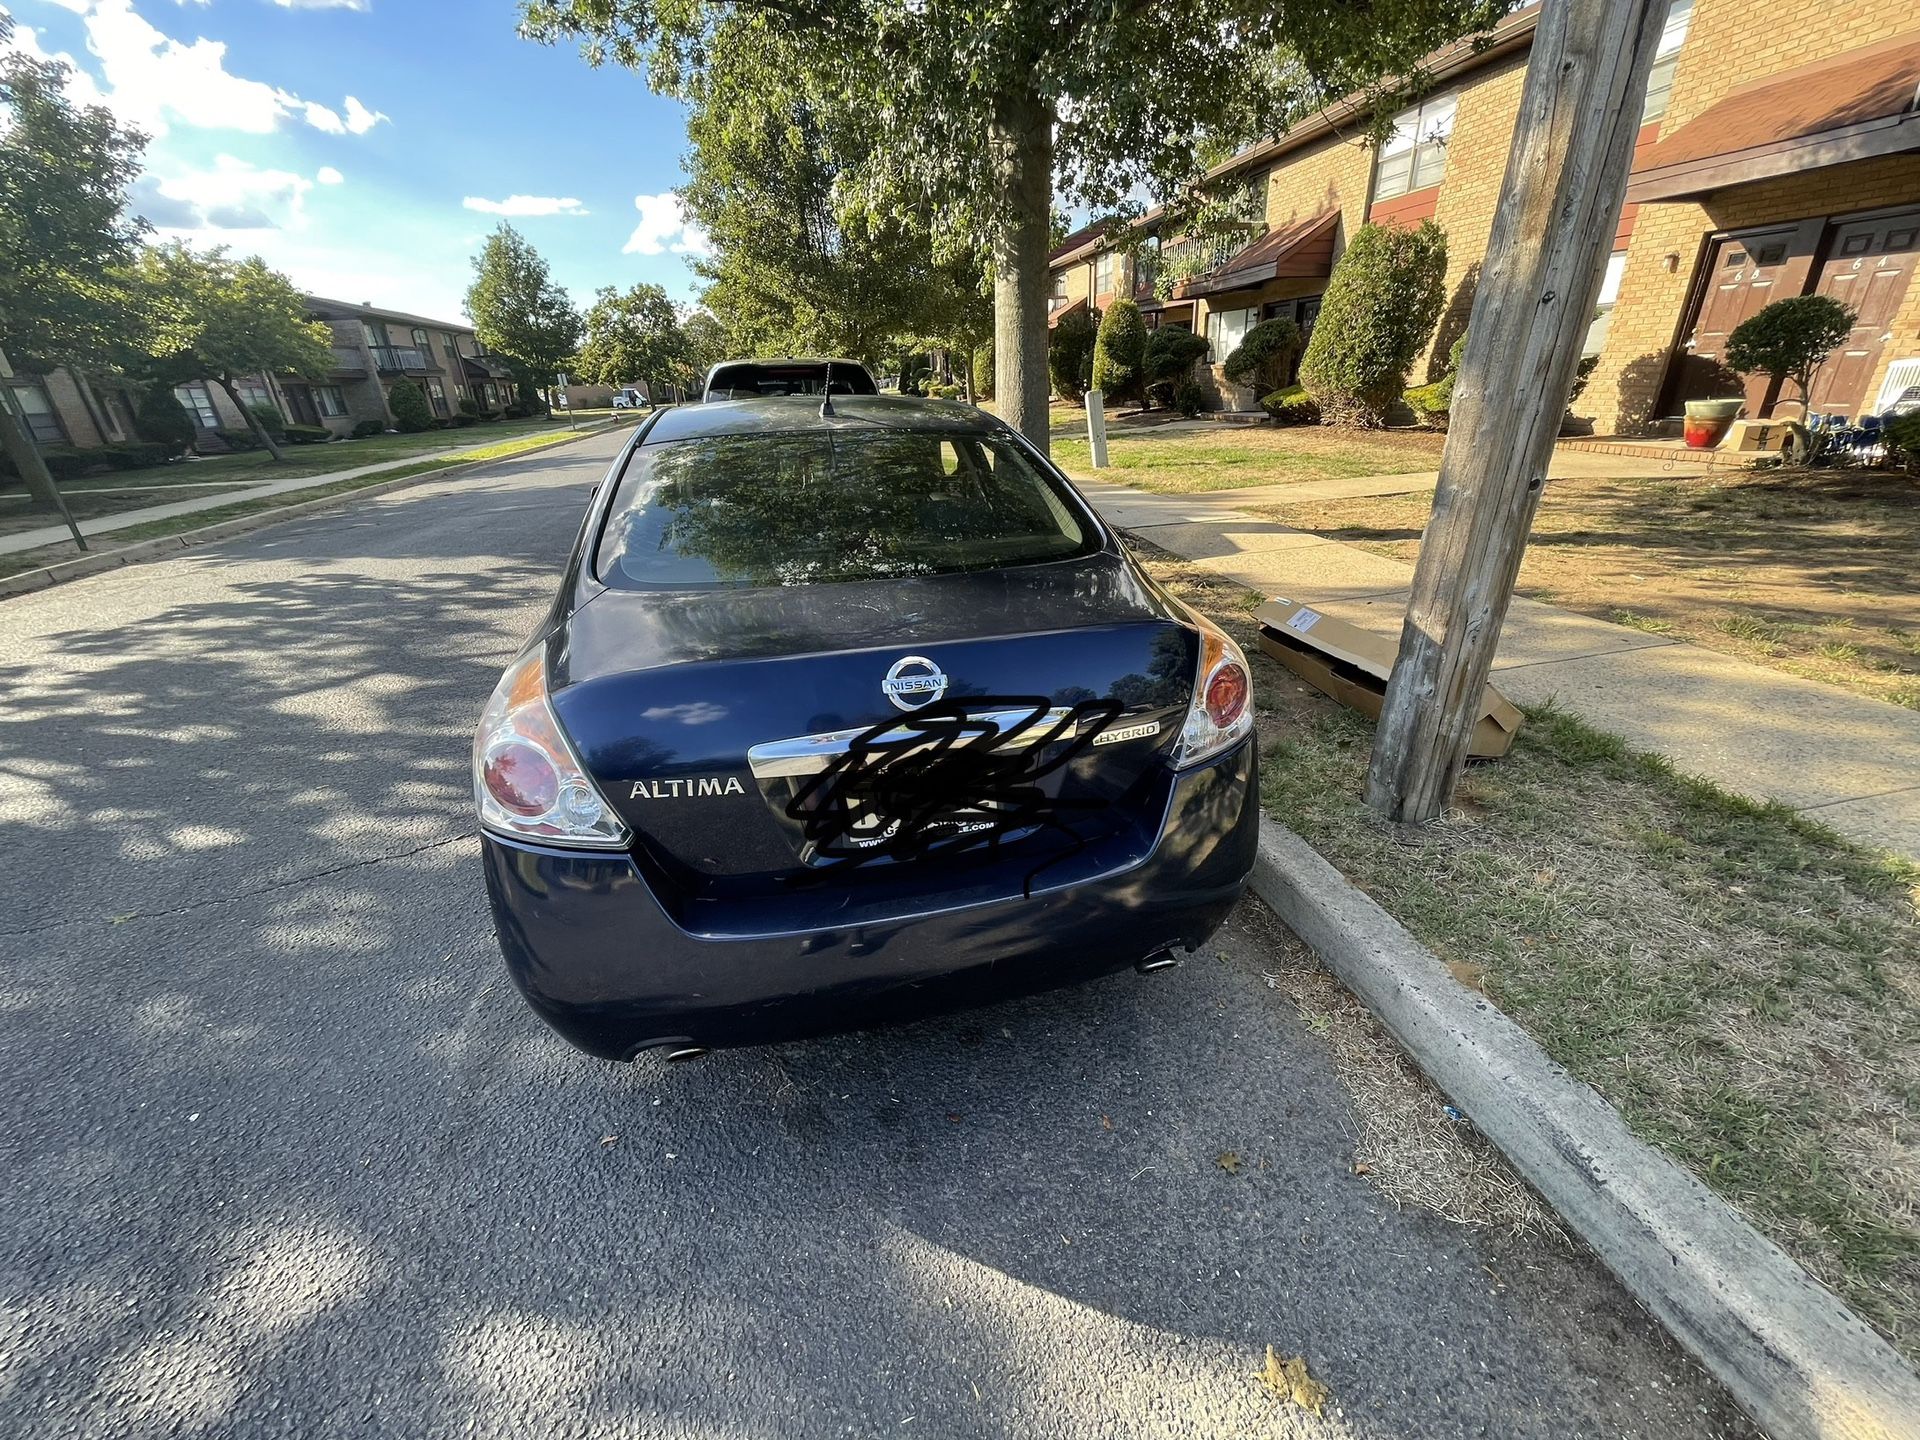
(641, 394, 1011, 444)
(705, 357, 867, 372)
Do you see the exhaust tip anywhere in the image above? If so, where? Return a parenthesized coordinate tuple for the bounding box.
(1135, 950, 1179, 974)
(664, 1045, 710, 1063)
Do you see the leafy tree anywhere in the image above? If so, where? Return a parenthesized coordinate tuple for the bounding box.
(388, 379, 434, 433)
(465, 223, 584, 396)
(670, 308, 730, 399)
(1725, 295, 1855, 415)
(1142, 327, 1209, 408)
(1092, 299, 1148, 405)
(133, 383, 195, 457)
(575, 283, 685, 394)
(134, 243, 333, 461)
(518, 0, 1508, 452)
(1298, 220, 1448, 427)
(0, 13, 148, 519)
(1223, 316, 1302, 394)
(970, 339, 993, 402)
(1048, 306, 1100, 406)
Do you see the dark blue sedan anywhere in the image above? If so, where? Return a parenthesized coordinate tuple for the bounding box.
(474, 395, 1258, 1059)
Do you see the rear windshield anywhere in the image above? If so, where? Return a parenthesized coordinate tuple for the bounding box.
(595, 428, 1098, 589)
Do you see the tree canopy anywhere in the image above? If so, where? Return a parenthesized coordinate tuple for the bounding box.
(520, 0, 1508, 450)
(135, 243, 334, 460)
(574, 283, 685, 390)
(1726, 295, 1856, 412)
(465, 223, 584, 388)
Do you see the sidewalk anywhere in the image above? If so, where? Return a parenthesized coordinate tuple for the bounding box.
(0, 421, 619, 558)
(1072, 472, 1920, 859)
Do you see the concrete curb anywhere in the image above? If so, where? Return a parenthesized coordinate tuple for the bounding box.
(1250, 813, 1920, 1440)
(0, 422, 622, 602)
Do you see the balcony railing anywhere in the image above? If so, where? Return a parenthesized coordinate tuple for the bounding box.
(370, 345, 435, 373)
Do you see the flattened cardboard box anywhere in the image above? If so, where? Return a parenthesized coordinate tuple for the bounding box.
(1252, 597, 1523, 759)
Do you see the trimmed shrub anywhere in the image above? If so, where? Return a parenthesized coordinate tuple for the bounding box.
(1170, 378, 1209, 418)
(927, 382, 962, 400)
(458, 397, 479, 417)
(1260, 384, 1321, 426)
(349, 419, 385, 439)
(1, 446, 97, 481)
(1298, 220, 1448, 427)
(284, 424, 332, 444)
(1725, 294, 1855, 411)
(214, 427, 263, 451)
(970, 340, 993, 400)
(1223, 317, 1303, 394)
(1049, 305, 1100, 404)
(246, 402, 287, 441)
(388, 379, 434, 433)
(97, 441, 172, 470)
(447, 413, 478, 428)
(1092, 298, 1147, 403)
(1404, 378, 1453, 430)
(1884, 411, 1920, 474)
(134, 384, 196, 458)
(1141, 327, 1209, 410)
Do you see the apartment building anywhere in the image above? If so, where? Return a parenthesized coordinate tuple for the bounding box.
(1050, 1, 1920, 433)
(6, 297, 513, 455)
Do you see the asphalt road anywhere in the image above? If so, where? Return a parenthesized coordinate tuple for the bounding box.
(0, 427, 1748, 1438)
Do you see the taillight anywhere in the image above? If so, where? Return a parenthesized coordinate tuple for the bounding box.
(1173, 613, 1254, 768)
(472, 647, 628, 849)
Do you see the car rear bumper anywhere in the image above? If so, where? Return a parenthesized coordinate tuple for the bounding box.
(481, 740, 1257, 1059)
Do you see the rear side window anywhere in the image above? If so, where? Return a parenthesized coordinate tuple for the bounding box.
(595, 429, 1097, 589)
(705, 363, 877, 398)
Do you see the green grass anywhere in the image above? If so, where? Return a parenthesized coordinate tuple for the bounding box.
(0, 484, 242, 540)
(1051, 424, 1445, 493)
(1140, 548, 1920, 1361)
(1, 425, 603, 582)
(158, 415, 586, 486)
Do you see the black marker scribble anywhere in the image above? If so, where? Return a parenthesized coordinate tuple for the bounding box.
(782, 695, 1131, 889)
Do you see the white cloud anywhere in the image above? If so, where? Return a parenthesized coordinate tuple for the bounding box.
(463, 194, 589, 218)
(623, 193, 708, 257)
(19, 0, 388, 138)
(315, 165, 344, 185)
(0, 19, 111, 107)
(270, 0, 371, 9)
(342, 95, 385, 134)
(132, 154, 320, 232)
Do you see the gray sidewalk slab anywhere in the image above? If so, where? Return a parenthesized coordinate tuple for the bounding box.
(0, 423, 619, 557)
(1076, 470, 1920, 859)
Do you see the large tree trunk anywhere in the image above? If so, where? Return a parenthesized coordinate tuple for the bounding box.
(218, 376, 286, 462)
(0, 385, 86, 549)
(989, 89, 1054, 453)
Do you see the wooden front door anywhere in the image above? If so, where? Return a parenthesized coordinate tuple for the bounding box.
(1663, 225, 1816, 415)
(282, 384, 320, 426)
(1807, 211, 1919, 418)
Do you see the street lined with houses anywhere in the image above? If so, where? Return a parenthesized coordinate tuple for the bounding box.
(0, 430, 1752, 1438)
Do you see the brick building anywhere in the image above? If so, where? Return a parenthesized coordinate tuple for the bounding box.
(7, 297, 513, 455)
(1050, 1, 1920, 433)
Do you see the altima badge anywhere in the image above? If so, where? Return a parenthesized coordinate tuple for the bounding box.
(882, 655, 948, 711)
(629, 777, 747, 799)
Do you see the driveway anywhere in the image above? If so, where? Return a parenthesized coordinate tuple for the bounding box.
(0, 427, 1748, 1437)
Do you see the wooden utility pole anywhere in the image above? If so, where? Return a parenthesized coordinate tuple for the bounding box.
(1366, 0, 1668, 822)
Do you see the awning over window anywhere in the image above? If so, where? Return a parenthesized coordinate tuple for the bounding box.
(1046, 297, 1088, 330)
(1171, 210, 1339, 300)
(1626, 30, 1920, 203)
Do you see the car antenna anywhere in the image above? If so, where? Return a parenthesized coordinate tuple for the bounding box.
(821, 359, 836, 418)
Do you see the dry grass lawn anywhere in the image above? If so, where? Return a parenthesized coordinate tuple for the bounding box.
(1257, 467, 1920, 710)
(1139, 546, 1920, 1362)
(1052, 422, 1445, 492)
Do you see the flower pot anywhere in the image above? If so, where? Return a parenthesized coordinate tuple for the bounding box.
(1683, 397, 1743, 448)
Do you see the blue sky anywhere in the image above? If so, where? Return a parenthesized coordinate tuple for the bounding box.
(3, 0, 705, 325)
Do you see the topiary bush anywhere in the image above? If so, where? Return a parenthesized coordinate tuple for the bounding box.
(96, 441, 171, 470)
(1404, 378, 1453, 430)
(388, 379, 434, 433)
(349, 418, 385, 439)
(970, 340, 992, 400)
(1049, 306, 1100, 405)
(1092, 298, 1148, 404)
(1142, 327, 1209, 409)
(246, 402, 287, 441)
(1260, 384, 1321, 426)
(1170, 377, 1209, 417)
(1298, 219, 1448, 427)
(283, 424, 332, 444)
(214, 427, 262, 451)
(2, 446, 96, 481)
(1725, 294, 1855, 413)
(134, 384, 196, 458)
(1223, 317, 1303, 394)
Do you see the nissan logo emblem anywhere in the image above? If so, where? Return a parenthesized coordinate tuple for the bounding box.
(882, 655, 949, 711)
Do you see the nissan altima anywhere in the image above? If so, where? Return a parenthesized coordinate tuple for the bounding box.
(475, 394, 1258, 1059)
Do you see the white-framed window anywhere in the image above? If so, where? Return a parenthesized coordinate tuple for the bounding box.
(236, 379, 275, 411)
(1641, 0, 1695, 124)
(426, 377, 449, 416)
(174, 383, 219, 429)
(1375, 92, 1458, 202)
(315, 385, 348, 417)
(1582, 251, 1630, 358)
(1205, 305, 1259, 363)
(11, 381, 66, 444)
(1095, 251, 1119, 296)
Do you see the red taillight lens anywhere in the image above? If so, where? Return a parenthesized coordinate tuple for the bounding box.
(1204, 661, 1249, 728)
(483, 739, 561, 816)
